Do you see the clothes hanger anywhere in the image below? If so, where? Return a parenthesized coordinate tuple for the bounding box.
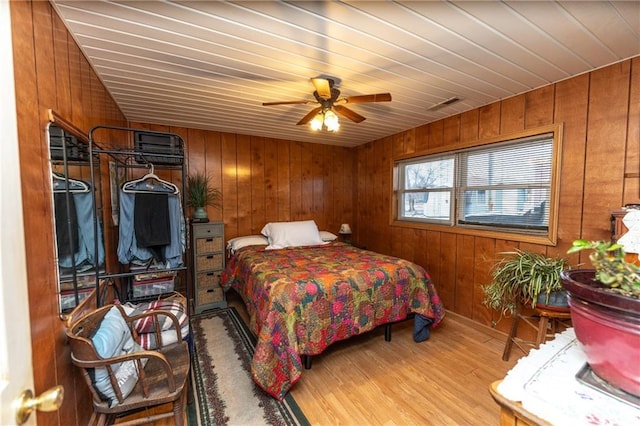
(52, 171, 90, 193)
(121, 163, 179, 194)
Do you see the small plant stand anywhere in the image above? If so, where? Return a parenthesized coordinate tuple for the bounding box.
(502, 305, 572, 361)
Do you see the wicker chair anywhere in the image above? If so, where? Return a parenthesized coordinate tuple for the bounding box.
(66, 303, 190, 426)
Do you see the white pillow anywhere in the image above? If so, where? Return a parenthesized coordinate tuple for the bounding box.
(226, 235, 269, 253)
(261, 220, 327, 249)
(319, 231, 338, 241)
(91, 306, 145, 407)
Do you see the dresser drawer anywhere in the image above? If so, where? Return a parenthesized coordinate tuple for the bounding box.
(196, 271, 220, 287)
(196, 236, 223, 253)
(197, 285, 223, 305)
(196, 253, 223, 271)
(193, 223, 223, 238)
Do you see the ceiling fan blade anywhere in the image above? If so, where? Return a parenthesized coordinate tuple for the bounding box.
(297, 107, 322, 125)
(311, 78, 332, 99)
(344, 93, 392, 104)
(262, 100, 313, 106)
(333, 105, 366, 123)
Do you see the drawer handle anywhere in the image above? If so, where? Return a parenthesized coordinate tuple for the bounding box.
(206, 288, 214, 293)
(206, 255, 214, 259)
(207, 272, 215, 277)
(206, 238, 213, 242)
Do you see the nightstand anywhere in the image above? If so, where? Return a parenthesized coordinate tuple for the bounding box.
(191, 222, 226, 313)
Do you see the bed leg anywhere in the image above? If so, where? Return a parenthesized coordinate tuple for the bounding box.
(384, 324, 391, 341)
(303, 355, 312, 369)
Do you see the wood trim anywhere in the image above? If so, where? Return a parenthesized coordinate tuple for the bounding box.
(389, 123, 563, 246)
(393, 123, 561, 161)
(47, 109, 88, 142)
(489, 381, 551, 426)
(444, 309, 509, 341)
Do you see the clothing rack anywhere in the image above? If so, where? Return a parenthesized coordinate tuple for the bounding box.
(87, 125, 188, 306)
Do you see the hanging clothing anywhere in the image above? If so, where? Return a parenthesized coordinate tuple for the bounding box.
(54, 192, 79, 257)
(134, 192, 171, 262)
(117, 180, 185, 268)
(55, 182, 106, 272)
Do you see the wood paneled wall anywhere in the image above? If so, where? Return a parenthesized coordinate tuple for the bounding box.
(128, 123, 356, 240)
(355, 57, 640, 334)
(11, 2, 127, 425)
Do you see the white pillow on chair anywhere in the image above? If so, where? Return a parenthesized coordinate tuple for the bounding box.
(90, 306, 144, 407)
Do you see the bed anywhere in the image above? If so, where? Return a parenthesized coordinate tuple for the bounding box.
(220, 221, 446, 400)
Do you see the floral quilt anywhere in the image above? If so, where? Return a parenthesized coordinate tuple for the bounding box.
(220, 242, 445, 400)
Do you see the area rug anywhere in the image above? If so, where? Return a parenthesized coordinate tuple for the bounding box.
(188, 307, 310, 426)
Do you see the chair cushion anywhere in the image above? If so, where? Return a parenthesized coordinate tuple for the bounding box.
(91, 306, 144, 407)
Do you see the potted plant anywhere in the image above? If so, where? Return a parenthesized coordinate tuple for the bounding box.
(185, 172, 221, 220)
(562, 239, 640, 397)
(482, 250, 569, 316)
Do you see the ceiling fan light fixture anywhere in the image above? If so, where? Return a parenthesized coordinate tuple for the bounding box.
(310, 112, 324, 131)
(309, 109, 340, 132)
(324, 109, 340, 132)
(264, 77, 390, 130)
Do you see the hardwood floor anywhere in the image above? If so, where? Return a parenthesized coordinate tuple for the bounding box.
(230, 291, 523, 425)
(119, 291, 524, 425)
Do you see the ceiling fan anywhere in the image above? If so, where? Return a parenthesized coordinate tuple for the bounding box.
(262, 78, 392, 129)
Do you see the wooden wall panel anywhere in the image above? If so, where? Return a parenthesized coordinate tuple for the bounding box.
(221, 132, 239, 237)
(186, 128, 206, 175)
(356, 58, 640, 333)
(276, 141, 291, 222)
(552, 74, 589, 262)
(479, 102, 501, 138)
(461, 109, 480, 142)
(624, 57, 640, 204)
(438, 233, 457, 310)
(428, 120, 444, 149)
(472, 236, 496, 325)
(290, 141, 303, 220)
(500, 95, 525, 134)
(250, 136, 266, 233)
(12, 2, 128, 425)
(582, 62, 630, 240)
(236, 134, 252, 235)
(525, 85, 554, 129)
(52, 15, 71, 117)
(264, 138, 279, 224)
(443, 115, 461, 146)
(415, 124, 429, 152)
(205, 131, 223, 222)
(454, 234, 475, 316)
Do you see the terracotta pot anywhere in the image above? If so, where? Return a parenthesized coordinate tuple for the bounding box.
(560, 269, 640, 397)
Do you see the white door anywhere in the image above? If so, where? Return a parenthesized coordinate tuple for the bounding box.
(0, 1, 37, 424)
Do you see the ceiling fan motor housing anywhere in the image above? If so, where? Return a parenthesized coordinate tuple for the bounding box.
(314, 87, 341, 108)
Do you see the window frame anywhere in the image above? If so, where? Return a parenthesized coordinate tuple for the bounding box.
(391, 124, 563, 246)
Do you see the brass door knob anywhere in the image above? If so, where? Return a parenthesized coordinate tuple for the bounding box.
(14, 385, 64, 425)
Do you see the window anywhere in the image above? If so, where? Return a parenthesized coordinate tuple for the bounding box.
(398, 155, 454, 224)
(394, 126, 561, 244)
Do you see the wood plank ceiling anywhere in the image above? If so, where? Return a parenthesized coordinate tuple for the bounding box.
(51, 1, 640, 147)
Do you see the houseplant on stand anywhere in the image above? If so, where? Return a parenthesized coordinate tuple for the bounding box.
(482, 250, 570, 317)
(186, 172, 221, 222)
(562, 239, 640, 397)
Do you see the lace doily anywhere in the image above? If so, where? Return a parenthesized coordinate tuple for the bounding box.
(497, 328, 640, 425)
